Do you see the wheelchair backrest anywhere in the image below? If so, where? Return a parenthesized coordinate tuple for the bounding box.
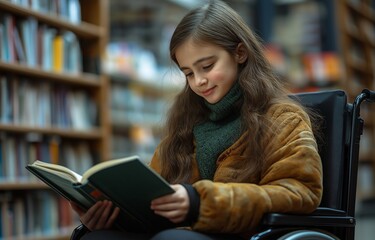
(293, 90, 350, 211)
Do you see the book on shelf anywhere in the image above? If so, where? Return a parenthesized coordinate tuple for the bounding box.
(13, 23, 26, 64)
(26, 155, 176, 232)
(41, 26, 57, 71)
(53, 34, 64, 72)
(1, 14, 15, 63)
(9, 0, 82, 24)
(0, 75, 96, 129)
(0, 23, 4, 61)
(63, 31, 82, 73)
(0, 190, 69, 238)
(20, 17, 38, 67)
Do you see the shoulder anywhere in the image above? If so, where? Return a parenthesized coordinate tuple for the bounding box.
(263, 101, 314, 140)
(266, 101, 311, 126)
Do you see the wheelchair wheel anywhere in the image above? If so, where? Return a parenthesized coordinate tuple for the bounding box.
(277, 230, 339, 240)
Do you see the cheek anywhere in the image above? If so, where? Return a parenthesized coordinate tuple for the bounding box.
(208, 69, 236, 84)
(207, 70, 227, 82)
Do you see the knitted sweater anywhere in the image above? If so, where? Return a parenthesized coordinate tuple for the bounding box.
(193, 82, 243, 180)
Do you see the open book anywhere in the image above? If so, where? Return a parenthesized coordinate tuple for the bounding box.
(26, 156, 175, 232)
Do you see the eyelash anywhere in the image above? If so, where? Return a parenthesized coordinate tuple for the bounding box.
(184, 64, 214, 78)
(185, 72, 193, 78)
(203, 64, 213, 70)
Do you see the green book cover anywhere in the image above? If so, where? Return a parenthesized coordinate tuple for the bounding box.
(26, 156, 175, 232)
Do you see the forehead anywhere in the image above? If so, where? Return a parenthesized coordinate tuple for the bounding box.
(175, 38, 223, 66)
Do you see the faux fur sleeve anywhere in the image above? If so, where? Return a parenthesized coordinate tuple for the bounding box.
(191, 104, 323, 235)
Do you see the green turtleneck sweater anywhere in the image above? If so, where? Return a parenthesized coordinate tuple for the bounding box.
(193, 82, 243, 180)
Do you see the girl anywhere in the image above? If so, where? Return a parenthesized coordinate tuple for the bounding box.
(71, 0, 323, 239)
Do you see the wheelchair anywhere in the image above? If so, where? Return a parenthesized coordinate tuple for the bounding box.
(251, 89, 375, 240)
(71, 89, 375, 240)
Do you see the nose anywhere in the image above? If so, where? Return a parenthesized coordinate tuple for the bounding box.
(195, 74, 207, 87)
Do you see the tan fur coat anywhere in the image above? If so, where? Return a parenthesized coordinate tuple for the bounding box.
(149, 103, 323, 238)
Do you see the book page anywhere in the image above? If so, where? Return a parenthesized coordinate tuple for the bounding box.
(31, 160, 82, 182)
(26, 165, 93, 209)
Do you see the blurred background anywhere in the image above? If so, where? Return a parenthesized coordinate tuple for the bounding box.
(106, 0, 343, 160)
(106, 1, 375, 239)
(0, 0, 374, 239)
(107, 1, 375, 239)
(106, 0, 374, 227)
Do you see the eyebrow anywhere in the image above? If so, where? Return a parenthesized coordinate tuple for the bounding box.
(179, 56, 215, 71)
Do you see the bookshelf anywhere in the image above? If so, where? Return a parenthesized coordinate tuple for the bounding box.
(0, 0, 109, 239)
(106, 0, 186, 162)
(336, 0, 375, 200)
(108, 73, 181, 162)
(266, 0, 343, 92)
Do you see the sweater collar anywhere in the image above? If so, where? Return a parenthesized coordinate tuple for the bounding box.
(204, 81, 242, 121)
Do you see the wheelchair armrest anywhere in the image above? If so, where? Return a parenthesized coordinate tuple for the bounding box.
(308, 207, 346, 216)
(261, 207, 355, 228)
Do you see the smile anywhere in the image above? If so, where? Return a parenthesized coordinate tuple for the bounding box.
(201, 87, 215, 96)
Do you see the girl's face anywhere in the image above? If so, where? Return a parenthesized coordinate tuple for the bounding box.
(175, 38, 247, 104)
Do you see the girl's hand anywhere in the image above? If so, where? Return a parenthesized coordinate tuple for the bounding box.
(150, 184, 189, 223)
(70, 200, 120, 231)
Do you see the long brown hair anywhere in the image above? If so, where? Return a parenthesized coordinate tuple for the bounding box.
(158, 0, 309, 183)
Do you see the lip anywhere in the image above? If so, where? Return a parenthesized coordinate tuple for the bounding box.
(201, 87, 215, 96)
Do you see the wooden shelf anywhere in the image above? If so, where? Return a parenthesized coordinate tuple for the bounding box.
(346, 28, 375, 48)
(0, 61, 102, 87)
(346, 1, 375, 22)
(0, 182, 49, 190)
(359, 153, 375, 163)
(347, 58, 371, 76)
(0, 123, 102, 140)
(0, 0, 104, 39)
(357, 190, 375, 201)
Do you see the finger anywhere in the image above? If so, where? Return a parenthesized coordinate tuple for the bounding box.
(151, 202, 183, 211)
(84, 201, 103, 219)
(83, 202, 107, 230)
(95, 201, 113, 229)
(105, 207, 121, 229)
(80, 201, 103, 228)
(151, 192, 186, 207)
(151, 195, 174, 205)
(151, 194, 188, 211)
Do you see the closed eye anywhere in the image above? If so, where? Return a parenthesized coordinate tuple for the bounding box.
(185, 72, 194, 78)
(203, 64, 213, 70)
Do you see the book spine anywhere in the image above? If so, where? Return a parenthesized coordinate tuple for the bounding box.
(0, 76, 96, 130)
(52, 35, 64, 72)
